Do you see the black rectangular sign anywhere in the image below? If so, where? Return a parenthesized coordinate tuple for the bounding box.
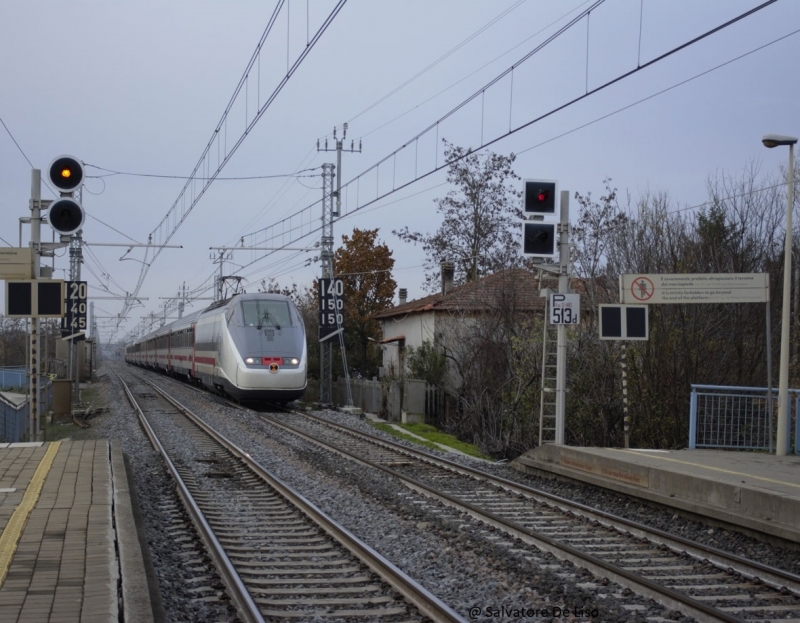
(61, 281, 87, 340)
(5, 280, 65, 318)
(7, 281, 32, 316)
(318, 277, 344, 342)
(598, 305, 648, 341)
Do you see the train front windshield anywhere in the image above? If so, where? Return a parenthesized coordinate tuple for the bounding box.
(241, 300, 293, 328)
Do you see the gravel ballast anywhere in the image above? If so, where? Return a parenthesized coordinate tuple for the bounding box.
(86, 363, 796, 621)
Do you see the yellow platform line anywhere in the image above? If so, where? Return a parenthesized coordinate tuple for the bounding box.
(612, 448, 800, 489)
(0, 442, 61, 587)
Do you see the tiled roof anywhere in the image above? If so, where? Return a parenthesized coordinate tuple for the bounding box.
(375, 268, 585, 319)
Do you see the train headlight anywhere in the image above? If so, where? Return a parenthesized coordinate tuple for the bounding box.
(289, 357, 299, 365)
(245, 357, 257, 365)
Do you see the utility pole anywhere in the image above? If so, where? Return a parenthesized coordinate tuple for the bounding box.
(316, 125, 361, 407)
(69, 228, 83, 408)
(29, 170, 41, 440)
(318, 163, 335, 405)
(528, 184, 570, 446)
(554, 190, 570, 445)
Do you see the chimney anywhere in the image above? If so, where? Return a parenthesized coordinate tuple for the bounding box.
(441, 261, 455, 295)
(399, 288, 407, 305)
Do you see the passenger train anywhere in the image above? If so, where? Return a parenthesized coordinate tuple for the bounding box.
(125, 293, 307, 403)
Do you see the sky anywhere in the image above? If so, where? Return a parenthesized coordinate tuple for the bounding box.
(1, 0, 799, 346)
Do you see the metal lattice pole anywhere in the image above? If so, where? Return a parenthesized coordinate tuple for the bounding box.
(69, 231, 82, 407)
(319, 163, 335, 404)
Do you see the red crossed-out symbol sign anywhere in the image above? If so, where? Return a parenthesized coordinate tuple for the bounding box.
(631, 276, 654, 302)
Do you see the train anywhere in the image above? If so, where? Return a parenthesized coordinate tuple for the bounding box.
(125, 292, 307, 403)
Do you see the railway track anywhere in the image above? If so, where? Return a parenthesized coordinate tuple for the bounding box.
(256, 408, 800, 623)
(115, 369, 464, 623)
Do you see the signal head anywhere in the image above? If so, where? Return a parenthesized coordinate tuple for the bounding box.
(524, 179, 557, 215)
(48, 155, 84, 193)
(48, 197, 85, 235)
(522, 222, 556, 257)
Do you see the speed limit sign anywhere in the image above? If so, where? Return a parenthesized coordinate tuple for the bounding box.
(550, 293, 580, 325)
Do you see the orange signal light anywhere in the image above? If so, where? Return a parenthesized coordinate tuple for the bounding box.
(61, 168, 72, 178)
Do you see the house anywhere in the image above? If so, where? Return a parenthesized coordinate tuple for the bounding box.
(374, 263, 582, 376)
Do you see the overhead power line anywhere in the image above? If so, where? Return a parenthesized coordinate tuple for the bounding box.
(237, 0, 779, 273)
(84, 163, 320, 180)
(346, 0, 529, 125)
(516, 27, 800, 158)
(109, 0, 347, 342)
(357, 0, 595, 141)
(0, 115, 35, 169)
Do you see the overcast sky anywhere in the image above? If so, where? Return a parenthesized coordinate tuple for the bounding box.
(1, 0, 798, 344)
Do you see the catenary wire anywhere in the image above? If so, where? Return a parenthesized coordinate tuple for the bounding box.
(346, 0, 529, 125)
(123, 2, 779, 335)
(0, 115, 35, 169)
(357, 0, 594, 140)
(238, 13, 792, 290)
(83, 163, 321, 180)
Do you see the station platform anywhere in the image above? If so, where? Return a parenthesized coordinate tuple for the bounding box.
(0, 440, 154, 623)
(513, 444, 800, 545)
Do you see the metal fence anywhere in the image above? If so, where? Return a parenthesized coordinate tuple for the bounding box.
(336, 378, 444, 424)
(0, 392, 27, 442)
(689, 384, 799, 453)
(0, 367, 27, 390)
(0, 368, 54, 443)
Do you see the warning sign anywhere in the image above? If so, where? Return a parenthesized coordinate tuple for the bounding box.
(620, 273, 769, 304)
(629, 276, 654, 302)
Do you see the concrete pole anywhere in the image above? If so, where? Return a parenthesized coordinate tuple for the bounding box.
(621, 346, 629, 448)
(777, 143, 794, 456)
(29, 169, 41, 440)
(555, 190, 570, 445)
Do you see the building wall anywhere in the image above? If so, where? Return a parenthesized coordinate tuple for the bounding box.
(380, 312, 437, 375)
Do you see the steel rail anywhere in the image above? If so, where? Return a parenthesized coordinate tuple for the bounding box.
(258, 410, 755, 623)
(129, 372, 465, 623)
(116, 371, 265, 623)
(292, 411, 800, 597)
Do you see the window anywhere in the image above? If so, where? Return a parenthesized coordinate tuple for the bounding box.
(241, 300, 292, 328)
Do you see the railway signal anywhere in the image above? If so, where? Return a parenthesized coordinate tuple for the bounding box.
(47, 155, 85, 235)
(524, 179, 557, 215)
(522, 222, 556, 257)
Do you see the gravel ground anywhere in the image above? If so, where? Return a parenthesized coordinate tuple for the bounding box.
(84, 362, 792, 621)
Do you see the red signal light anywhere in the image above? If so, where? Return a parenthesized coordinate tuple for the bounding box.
(524, 180, 556, 214)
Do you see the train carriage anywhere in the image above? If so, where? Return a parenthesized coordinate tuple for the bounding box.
(125, 293, 307, 403)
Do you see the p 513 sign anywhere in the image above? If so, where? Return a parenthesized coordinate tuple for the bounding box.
(550, 293, 580, 325)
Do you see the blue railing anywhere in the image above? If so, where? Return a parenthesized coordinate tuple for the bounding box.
(0, 367, 27, 390)
(0, 368, 54, 442)
(689, 384, 799, 454)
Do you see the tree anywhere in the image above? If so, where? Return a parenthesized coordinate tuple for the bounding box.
(436, 279, 542, 458)
(0, 316, 27, 368)
(406, 340, 448, 387)
(394, 140, 522, 291)
(566, 166, 786, 449)
(333, 228, 396, 378)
